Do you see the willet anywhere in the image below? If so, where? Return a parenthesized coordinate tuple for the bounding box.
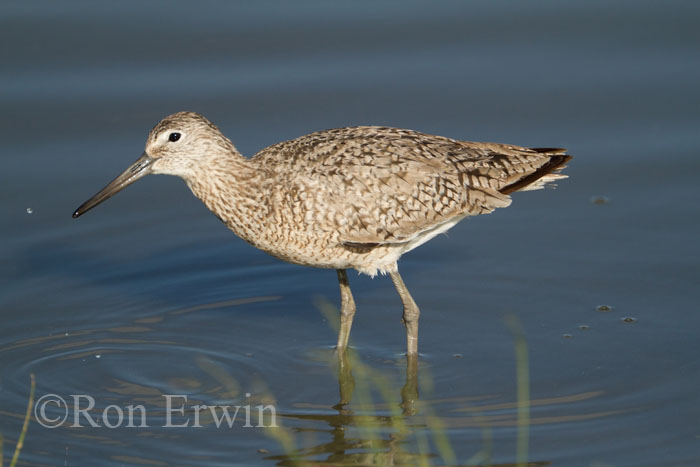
(73, 111, 571, 355)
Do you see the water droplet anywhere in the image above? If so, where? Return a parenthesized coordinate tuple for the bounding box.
(578, 324, 590, 331)
(590, 195, 610, 205)
(621, 316, 637, 323)
(563, 333, 573, 339)
(245, 392, 251, 398)
(596, 305, 614, 312)
(26, 208, 33, 214)
(95, 354, 101, 359)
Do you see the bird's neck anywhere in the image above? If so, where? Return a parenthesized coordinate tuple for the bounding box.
(184, 152, 267, 244)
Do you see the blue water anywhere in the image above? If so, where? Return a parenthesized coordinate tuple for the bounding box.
(2, 1, 700, 465)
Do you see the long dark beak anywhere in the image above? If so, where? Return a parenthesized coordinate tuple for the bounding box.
(72, 152, 153, 218)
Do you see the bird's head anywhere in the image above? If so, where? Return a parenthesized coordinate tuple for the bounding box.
(72, 111, 234, 218)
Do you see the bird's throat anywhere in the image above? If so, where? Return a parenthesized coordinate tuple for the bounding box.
(184, 159, 267, 246)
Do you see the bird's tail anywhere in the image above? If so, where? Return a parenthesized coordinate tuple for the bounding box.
(499, 148, 572, 195)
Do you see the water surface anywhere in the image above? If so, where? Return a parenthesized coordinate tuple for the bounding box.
(2, 1, 700, 465)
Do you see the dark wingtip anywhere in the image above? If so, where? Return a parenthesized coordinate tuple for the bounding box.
(500, 154, 573, 195)
(530, 147, 568, 154)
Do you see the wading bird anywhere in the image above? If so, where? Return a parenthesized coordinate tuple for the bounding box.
(73, 112, 571, 355)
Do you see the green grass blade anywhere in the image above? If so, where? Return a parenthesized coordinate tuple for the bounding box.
(504, 315, 530, 467)
(10, 373, 35, 467)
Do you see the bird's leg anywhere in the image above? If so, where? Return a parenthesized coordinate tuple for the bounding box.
(400, 353, 419, 415)
(389, 269, 420, 356)
(335, 269, 356, 353)
(333, 349, 355, 413)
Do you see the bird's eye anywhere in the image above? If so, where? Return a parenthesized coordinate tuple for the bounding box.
(168, 132, 181, 142)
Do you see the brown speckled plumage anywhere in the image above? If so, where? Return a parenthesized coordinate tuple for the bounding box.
(74, 111, 572, 355)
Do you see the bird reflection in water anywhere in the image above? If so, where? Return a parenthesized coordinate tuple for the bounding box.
(267, 351, 433, 466)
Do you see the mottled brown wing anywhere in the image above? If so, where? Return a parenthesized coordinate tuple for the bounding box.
(253, 126, 570, 246)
